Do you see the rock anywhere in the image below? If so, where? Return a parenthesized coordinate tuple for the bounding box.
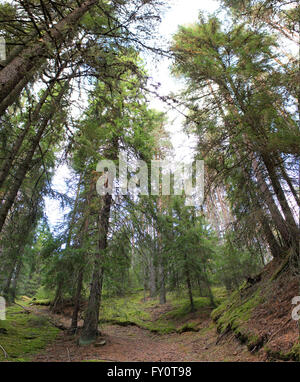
(94, 340, 106, 347)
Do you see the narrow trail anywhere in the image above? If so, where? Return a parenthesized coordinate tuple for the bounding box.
(30, 306, 264, 362)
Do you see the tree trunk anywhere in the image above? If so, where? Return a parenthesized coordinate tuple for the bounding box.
(184, 254, 195, 312)
(149, 252, 156, 298)
(79, 193, 112, 345)
(0, 80, 57, 189)
(158, 247, 166, 305)
(70, 269, 84, 333)
(0, 0, 98, 116)
(70, 177, 93, 332)
(52, 280, 64, 313)
(11, 256, 23, 302)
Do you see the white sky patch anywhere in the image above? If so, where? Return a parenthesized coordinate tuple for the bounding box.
(145, 0, 219, 163)
(44, 164, 71, 229)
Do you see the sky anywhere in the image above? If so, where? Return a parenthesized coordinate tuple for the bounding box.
(146, 0, 219, 162)
(45, 0, 220, 228)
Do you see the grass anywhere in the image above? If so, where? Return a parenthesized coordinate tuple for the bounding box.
(0, 300, 59, 361)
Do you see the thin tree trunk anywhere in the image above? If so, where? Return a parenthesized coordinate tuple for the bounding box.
(149, 252, 156, 298)
(70, 268, 84, 332)
(11, 256, 23, 302)
(184, 253, 194, 312)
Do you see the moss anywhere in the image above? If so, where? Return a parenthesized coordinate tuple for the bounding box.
(0, 302, 59, 361)
(31, 299, 51, 306)
(177, 322, 199, 334)
(211, 285, 266, 354)
(99, 291, 216, 336)
(265, 342, 300, 362)
(212, 288, 263, 334)
(162, 297, 212, 321)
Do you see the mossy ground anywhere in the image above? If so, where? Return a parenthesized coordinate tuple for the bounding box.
(211, 261, 300, 361)
(99, 288, 226, 335)
(211, 283, 265, 351)
(0, 301, 59, 361)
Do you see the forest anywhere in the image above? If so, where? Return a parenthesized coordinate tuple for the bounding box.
(0, 0, 299, 364)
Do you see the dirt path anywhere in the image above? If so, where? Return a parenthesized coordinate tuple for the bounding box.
(31, 308, 264, 362)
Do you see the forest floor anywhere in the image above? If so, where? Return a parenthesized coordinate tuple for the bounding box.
(29, 293, 263, 362)
(2, 262, 298, 363)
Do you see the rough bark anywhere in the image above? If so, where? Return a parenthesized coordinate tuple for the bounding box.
(0, 0, 98, 116)
(79, 193, 112, 345)
(0, 80, 56, 189)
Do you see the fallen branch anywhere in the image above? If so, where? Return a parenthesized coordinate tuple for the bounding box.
(0, 344, 8, 358)
(66, 347, 71, 362)
(13, 302, 31, 314)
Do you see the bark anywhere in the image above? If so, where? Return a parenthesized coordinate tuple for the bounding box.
(259, 212, 282, 259)
(149, 252, 156, 298)
(184, 253, 194, 312)
(279, 163, 300, 208)
(251, 155, 293, 248)
(10, 256, 23, 302)
(52, 280, 64, 313)
(0, 0, 98, 116)
(261, 153, 299, 236)
(158, 253, 166, 305)
(70, 268, 84, 332)
(2, 258, 17, 299)
(70, 177, 94, 332)
(0, 80, 57, 189)
(79, 193, 112, 345)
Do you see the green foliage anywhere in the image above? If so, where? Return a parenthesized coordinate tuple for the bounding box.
(213, 233, 262, 291)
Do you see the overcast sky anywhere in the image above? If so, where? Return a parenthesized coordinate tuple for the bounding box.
(45, 0, 220, 228)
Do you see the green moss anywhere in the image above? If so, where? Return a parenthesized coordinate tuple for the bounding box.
(100, 292, 152, 327)
(177, 322, 198, 334)
(99, 291, 218, 335)
(265, 342, 300, 362)
(31, 299, 51, 306)
(0, 302, 59, 361)
(212, 288, 263, 334)
(162, 297, 212, 321)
